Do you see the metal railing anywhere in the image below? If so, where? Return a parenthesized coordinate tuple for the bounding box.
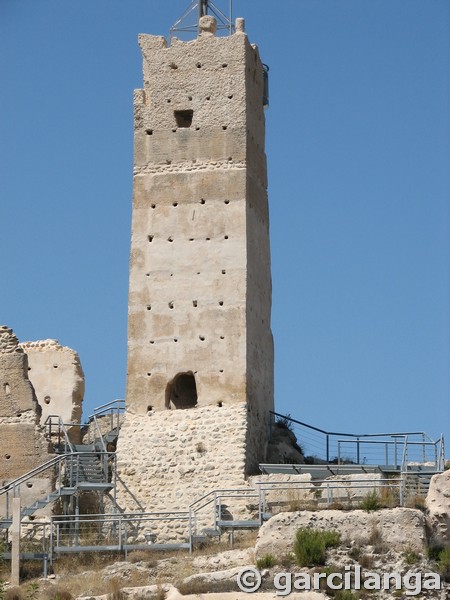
(188, 488, 259, 537)
(1, 468, 436, 573)
(254, 476, 405, 515)
(87, 399, 125, 447)
(270, 411, 444, 469)
(50, 511, 192, 560)
(44, 415, 75, 454)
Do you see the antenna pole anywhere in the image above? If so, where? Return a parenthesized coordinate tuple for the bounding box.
(199, 0, 208, 19)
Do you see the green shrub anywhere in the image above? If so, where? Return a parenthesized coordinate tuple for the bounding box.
(437, 547, 450, 581)
(256, 553, 276, 569)
(426, 545, 450, 581)
(403, 549, 420, 565)
(177, 579, 236, 595)
(333, 592, 359, 600)
(293, 528, 340, 566)
(360, 490, 381, 512)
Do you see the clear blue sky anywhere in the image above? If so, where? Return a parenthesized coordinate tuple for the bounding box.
(1, 1, 448, 445)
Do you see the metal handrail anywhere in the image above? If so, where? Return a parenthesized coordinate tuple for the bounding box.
(44, 415, 75, 454)
(270, 411, 441, 464)
(86, 400, 125, 444)
(270, 411, 430, 440)
(89, 399, 125, 420)
(438, 435, 446, 471)
(188, 487, 259, 536)
(0, 455, 65, 497)
(0, 451, 114, 496)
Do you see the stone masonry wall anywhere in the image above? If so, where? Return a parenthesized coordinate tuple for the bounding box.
(0, 326, 53, 517)
(115, 404, 249, 542)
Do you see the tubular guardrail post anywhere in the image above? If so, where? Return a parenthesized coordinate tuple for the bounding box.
(49, 522, 54, 571)
(326, 434, 330, 463)
(214, 492, 222, 529)
(337, 443, 341, 465)
(188, 509, 193, 554)
(356, 437, 360, 464)
(113, 454, 118, 513)
(257, 486, 262, 524)
(394, 438, 398, 468)
(124, 520, 128, 561)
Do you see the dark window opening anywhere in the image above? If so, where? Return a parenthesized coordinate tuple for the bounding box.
(174, 110, 193, 128)
(165, 371, 198, 409)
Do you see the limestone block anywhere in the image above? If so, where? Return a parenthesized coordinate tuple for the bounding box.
(426, 469, 450, 545)
(19, 339, 84, 431)
(255, 508, 426, 558)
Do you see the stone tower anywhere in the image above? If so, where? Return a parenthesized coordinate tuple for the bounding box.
(116, 15, 273, 514)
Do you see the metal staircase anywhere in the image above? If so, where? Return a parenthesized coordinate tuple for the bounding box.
(0, 401, 124, 527)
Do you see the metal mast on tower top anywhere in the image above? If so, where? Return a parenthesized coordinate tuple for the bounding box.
(170, 0, 234, 40)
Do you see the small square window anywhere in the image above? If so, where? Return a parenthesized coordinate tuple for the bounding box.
(174, 110, 193, 128)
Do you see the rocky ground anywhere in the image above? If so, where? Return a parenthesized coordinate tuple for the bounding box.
(1, 471, 449, 600)
(1, 507, 449, 600)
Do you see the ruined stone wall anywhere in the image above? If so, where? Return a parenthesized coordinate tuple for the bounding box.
(0, 326, 53, 517)
(20, 339, 84, 441)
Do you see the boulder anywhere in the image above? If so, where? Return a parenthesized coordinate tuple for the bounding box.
(426, 469, 450, 545)
(255, 508, 426, 558)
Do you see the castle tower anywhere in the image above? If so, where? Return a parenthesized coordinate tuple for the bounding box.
(116, 15, 273, 515)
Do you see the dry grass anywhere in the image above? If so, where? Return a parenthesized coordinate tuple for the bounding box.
(358, 553, 375, 569)
(405, 493, 426, 510)
(5, 587, 23, 600)
(378, 485, 400, 508)
(106, 577, 124, 600)
(176, 578, 236, 595)
(367, 526, 386, 554)
(42, 585, 74, 600)
(53, 551, 122, 576)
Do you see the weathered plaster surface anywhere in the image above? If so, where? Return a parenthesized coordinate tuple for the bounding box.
(20, 339, 84, 439)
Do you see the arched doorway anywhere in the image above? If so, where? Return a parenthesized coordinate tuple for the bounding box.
(165, 371, 198, 409)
